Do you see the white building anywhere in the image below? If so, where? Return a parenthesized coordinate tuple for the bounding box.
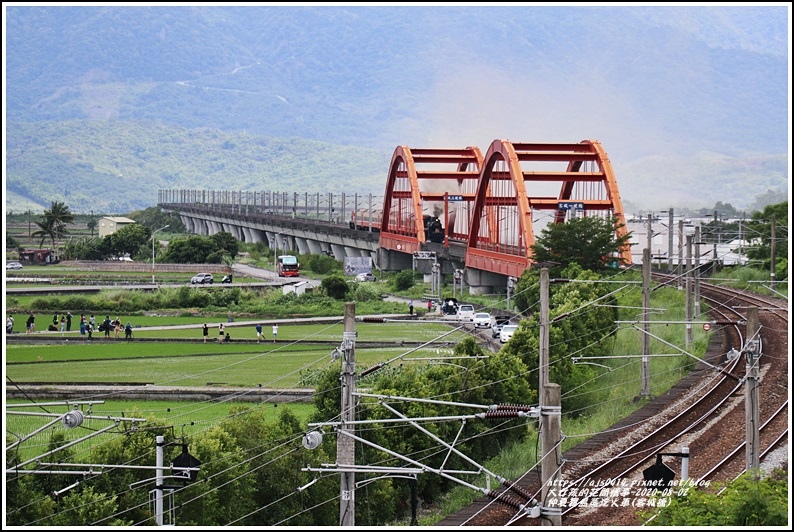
(283, 280, 320, 296)
(98, 216, 136, 238)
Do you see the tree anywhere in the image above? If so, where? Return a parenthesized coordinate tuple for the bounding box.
(392, 270, 416, 291)
(30, 201, 74, 249)
(745, 201, 788, 275)
(530, 215, 632, 276)
(640, 468, 788, 526)
(321, 274, 350, 299)
(161, 235, 217, 263)
(503, 264, 618, 414)
(108, 223, 152, 258)
(87, 216, 98, 237)
(127, 206, 186, 233)
(209, 231, 239, 259)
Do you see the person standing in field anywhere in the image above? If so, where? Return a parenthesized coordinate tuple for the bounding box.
(256, 323, 263, 343)
(203, 323, 209, 343)
(272, 323, 278, 343)
(26, 313, 35, 333)
(218, 323, 225, 343)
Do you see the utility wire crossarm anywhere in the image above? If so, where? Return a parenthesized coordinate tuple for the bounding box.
(304, 393, 542, 518)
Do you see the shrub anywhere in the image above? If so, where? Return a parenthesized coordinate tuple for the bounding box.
(321, 275, 350, 299)
(392, 270, 416, 291)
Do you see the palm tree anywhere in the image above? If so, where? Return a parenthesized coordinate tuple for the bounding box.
(31, 201, 74, 249)
(31, 218, 55, 249)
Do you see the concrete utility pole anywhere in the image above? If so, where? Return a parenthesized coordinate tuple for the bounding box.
(338, 302, 357, 526)
(677, 220, 685, 290)
(745, 307, 760, 476)
(540, 383, 562, 526)
(156, 435, 165, 526)
(667, 208, 674, 272)
(641, 248, 651, 397)
(770, 215, 776, 290)
(694, 225, 701, 319)
(685, 233, 693, 349)
(539, 268, 550, 400)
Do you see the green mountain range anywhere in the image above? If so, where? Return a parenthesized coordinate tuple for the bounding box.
(4, 5, 789, 214)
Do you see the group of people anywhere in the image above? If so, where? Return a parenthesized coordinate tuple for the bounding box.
(201, 322, 280, 343)
(48, 312, 73, 333)
(255, 323, 278, 343)
(98, 316, 134, 339)
(9, 312, 134, 340)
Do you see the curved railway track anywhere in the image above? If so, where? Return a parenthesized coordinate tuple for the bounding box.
(437, 278, 788, 526)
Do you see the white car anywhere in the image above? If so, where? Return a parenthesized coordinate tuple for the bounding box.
(473, 312, 491, 328)
(456, 304, 476, 322)
(499, 324, 518, 344)
(191, 273, 214, 284)
(5, 261, 23, 270)
(355, 272, 376, 282)
(490, 315, 511, 338)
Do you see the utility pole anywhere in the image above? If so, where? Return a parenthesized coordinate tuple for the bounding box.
(745, 307, 760, 477)
(712, 209, 718, 264)
(685, 233, 693, 349)
(156, 435, 165, 526)
(539, 268, 550, 398)
(338, 302, 357, 526)
(667, 208, 674, 272)
(677, 220, 684, 290)
(540, 383, 562, 526)
(646, 214, 652, 256)
(769, 215, 776, 290)
(693, 225, 701, 319)
(641, 248, 651, 397)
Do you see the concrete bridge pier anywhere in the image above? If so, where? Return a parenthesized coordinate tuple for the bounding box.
(463, 268, 507, 295)
(329, 244, 347, 262)
(241, 227, 266, 244)
(304, 239, 324, 255)
(378, 248, 413, 272)
(224, 223, 243, 241)
(294, 237, 311, 255)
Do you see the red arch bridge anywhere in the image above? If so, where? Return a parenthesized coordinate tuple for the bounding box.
(159, 139, 630, 294)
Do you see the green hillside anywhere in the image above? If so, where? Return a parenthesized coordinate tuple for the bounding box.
(6, 121, 389, 214)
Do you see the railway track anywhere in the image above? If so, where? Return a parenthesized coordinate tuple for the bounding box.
(437, 278, 788, 526)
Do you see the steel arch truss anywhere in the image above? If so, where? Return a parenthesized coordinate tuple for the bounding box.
(380, 146, 484, 254)
(465, 140, 630, 278)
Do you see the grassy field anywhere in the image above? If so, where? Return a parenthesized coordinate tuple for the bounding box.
(6, 317, 468, 465)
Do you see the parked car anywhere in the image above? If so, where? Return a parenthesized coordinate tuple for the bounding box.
(5, 261, 23, 270)
(473, 312, 491, 329)
(355, 272, 377, 282)
(499, 324, 519, 344)
(456, 304, 476, 322)
(490, 315, 511, 338)
(191, 273, 214, 284)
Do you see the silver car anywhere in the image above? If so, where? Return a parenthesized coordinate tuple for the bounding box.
(499, 324, 518, 344)
(191, 273, 214, 284)
(5, 261, 23, 270)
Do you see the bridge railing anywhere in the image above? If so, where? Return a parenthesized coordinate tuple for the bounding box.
(159, 189, 383, 227)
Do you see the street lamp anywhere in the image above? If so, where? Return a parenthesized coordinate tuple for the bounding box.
(273, 233, 282, 277)
(151, 225, 169, 284)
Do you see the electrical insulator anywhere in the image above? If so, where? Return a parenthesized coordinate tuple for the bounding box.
(302, 431, 323, 450)
(62, 409, 84, 429)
